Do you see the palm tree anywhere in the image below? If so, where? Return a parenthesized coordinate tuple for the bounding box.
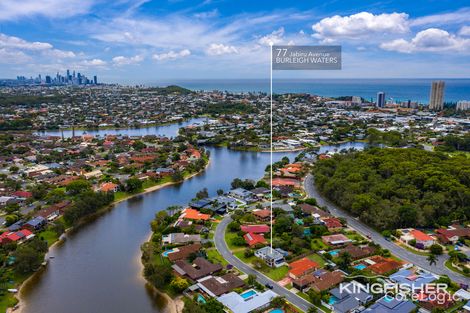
(427, 253, 437, 266)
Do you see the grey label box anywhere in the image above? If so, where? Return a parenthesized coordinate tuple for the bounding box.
(272, 45, 341, 70)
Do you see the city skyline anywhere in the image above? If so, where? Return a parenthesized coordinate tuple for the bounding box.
(0, 1, 469, 83)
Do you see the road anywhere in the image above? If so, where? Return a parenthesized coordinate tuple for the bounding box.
(215, 215, 319, 313)
(304, 173, 468, 285)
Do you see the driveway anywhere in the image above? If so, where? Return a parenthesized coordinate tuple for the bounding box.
(304, 173, 468, 285)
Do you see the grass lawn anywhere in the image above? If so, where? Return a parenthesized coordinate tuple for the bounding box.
(445, 260, 470, 277)
(397, 242, 430, 256)
(307, 253, 327, 267)
(206, 248, 229, 266)
(234, 251, 257, 264)
(0, 294, 18, 313)
(225, 231, 242, 251)
(344, 231, 364, 242)
(259, 264, 288, 281)
(37, 229, 59, 247)
(311, 238, 329, 251)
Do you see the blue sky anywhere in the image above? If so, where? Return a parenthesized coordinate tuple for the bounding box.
(0, 0, 469, 83)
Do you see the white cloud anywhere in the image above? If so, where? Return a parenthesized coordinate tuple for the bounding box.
(112, 55, 144, 66)
(258, 27, 285, 46)
(0, 33, 52, 50)
(81, 58, 107, 66)
(152, 49, 191, 61)
(312, 12, 409, 42)
(206, 43, 238, 55)
(459, 25, 470, 36)
(410, 8, 470, 27)
(194, 9, 219, 19)
(0, 48, 31, 64)
(0, 0, 94, 21)
(380, 28, 470, 53)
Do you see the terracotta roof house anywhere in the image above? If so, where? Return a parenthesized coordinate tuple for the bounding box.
(179, 208, 211, 221)
(240, 224, 270, 234)
(368, 256, 403, 275)
(401, 229, 435, 249)
(197, 273, 245, 297)
(323, 217, 343, 231)
(288, 257, 319, 279)
(172, 257, 222, 280)
(12, 191, 33, 198)
(100, 182, 119, 193)
(252, 209, 271, 222)
(244, 232, 267, 247)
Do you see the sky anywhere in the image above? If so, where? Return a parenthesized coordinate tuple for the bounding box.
(0, 0, 470, 83)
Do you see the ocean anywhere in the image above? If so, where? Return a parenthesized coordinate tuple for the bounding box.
(150, 79, 470, 104)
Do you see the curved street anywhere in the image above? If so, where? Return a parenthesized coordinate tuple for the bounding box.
(215, 215, 320, 313)
(304, 173, 468, 285)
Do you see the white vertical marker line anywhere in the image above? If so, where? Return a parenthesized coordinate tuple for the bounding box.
(269, 42, 273, 253)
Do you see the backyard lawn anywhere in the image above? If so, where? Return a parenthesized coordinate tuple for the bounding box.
(307, 253, 327, 267)
(259, 264, 289, 281)
(206, 248, 229, 266)
(311, 238, 329, 251)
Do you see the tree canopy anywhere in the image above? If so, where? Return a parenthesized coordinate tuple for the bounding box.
(313, 148, 470, 230)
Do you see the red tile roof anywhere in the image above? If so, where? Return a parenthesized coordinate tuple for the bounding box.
(410, 230, 434, 241)
(243, 232, 267, 246)
(240, 224, 270, 233)
(289, 257, 319, 278)
(180, 208, 211, 221)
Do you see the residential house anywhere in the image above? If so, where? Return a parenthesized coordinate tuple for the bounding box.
(323, 217, 344, 232)
(228, 188, 255, 203)
(240, 225, 270, 234)
(252, 209, 271, 222)
(172, 257, 222, 280)
(400, 229, 435, 249)
(288, 257, 319, 279)
(23, 216, 46, 231)
(435, 226, 470, 244)
(166, 243, 202, 262)
(364, 296, 416, 313)
(340, 245, 376, 260)
(100, 182, 119, 193)
(322, 234, 353, 246)
(255, 246, 286, 268)
(389, 269, 436, 289)
(162, 233, 201, 245)
(244, 232, 267, 247)
(197, 273, 245, 297)
(293, 269, 344, 293)
(217, 290, 277, 313)
(0, 229, 34, 245)
(330, 280, 373, 313)
(179, 208, 211, 221)
(367, 256, 403, 275)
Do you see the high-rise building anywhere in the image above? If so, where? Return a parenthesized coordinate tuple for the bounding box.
(456, 100, 470, 111)
(429, 81, 445, 111)
(93, 76, 98, 85)
(376, 92, 385, 108)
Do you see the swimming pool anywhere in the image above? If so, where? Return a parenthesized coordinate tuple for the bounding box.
(329, 296, 339, 305)
(354, 264, 367, 270)
(270, 309, 285, 313)
(197, 294, 206, 304)
(240, 290, 257, 299)
(162, 248, 177, 257)
(329, 250, 340, 257)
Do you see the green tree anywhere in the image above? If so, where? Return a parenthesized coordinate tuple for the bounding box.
(125, 177, 143, 193)
(66, 179, 92, 195)
(427, 254, 438, 266)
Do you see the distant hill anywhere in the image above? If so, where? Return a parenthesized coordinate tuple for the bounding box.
(150, 85, 193, 95)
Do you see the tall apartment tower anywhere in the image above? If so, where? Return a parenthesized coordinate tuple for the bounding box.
(376, 92, 385, 108)
(429, 81, 445, 111)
